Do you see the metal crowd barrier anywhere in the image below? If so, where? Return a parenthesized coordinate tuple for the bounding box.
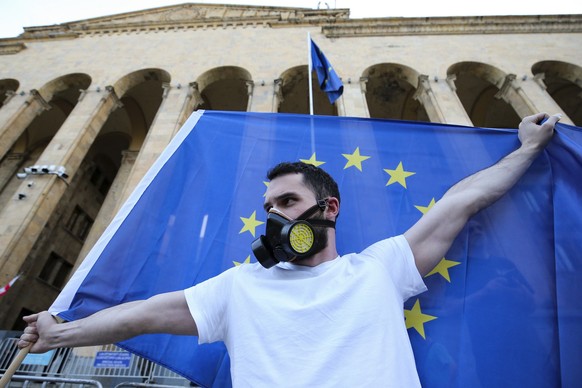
(114, 383, 192, 388)
(0, 338, 194, 387)
(9, 375, 103, 387)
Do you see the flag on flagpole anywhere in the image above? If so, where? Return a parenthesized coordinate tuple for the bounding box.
(309, 39, 344, 104)
(50, 111, 582, 387)
(0, 274, 20, 297)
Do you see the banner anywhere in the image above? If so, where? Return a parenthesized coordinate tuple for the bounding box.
(51, 111, 582, 387)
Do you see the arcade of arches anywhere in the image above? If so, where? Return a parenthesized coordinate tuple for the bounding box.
(0, 4, 580, 329)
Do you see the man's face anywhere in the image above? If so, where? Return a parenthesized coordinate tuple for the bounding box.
(263, 173, 318, 220)
(263, 172, 329, 263)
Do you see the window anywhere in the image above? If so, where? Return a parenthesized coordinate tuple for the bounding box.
(12, 308, 34, 331)
(90, 167, 102, 185)
(91, 166, 112, 196)
(66, 205, 94, 241)
(99, 178, 111, 196)
(38, 252, 73, 289)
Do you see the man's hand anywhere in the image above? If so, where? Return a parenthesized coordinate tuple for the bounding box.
(17, 312, 58, 353)
(518, 113, 561, 152)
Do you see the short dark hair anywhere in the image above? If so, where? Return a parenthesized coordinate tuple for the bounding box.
(267, 162, 341, 206)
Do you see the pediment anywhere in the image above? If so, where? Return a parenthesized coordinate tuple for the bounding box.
(11, 3, 348, 40)
(63, 3, 346, 29)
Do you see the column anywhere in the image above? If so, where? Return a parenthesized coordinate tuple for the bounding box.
(248, 79, 278, 112)
(357, 77, 371, 118)
(494, 74, 536, 118)
(0, 87, 122, 284)
(337, 78, 368, 118)
(412, 75, 446, 123)
(429, 74, 473, 126)
(72, 150, 139, 274)
(171, 82, 204, 137)
(272, 78, 284, 113)
(115, 83, 196, 212)
(0, 90, 52, 160)
(517, 74, 574, 125)
(245, 80, 254, 112)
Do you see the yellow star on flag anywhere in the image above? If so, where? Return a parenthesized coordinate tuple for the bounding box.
(384, 162, 415, 188)
(262, 181, 269, 197)
(342, 147, 371, 171)
(239, 210, 264, 237)
(415, 198, 436, 214)
(404, 299, 437, 339)
(233, 255, 251, 266)
(300, 153, 325, 167)
(425, 257, 461, 282)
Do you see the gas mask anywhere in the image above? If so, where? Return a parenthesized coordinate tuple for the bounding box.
(251, 199, 336, 268)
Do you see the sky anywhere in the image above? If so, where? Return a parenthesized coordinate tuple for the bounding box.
(1, 0, 581, 38)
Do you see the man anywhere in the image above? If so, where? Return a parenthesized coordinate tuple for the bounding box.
(19, 113, 561, 386)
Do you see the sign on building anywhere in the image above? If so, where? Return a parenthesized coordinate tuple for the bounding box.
(93, 351, 132, 368)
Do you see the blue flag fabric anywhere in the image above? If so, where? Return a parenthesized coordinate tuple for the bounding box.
(51, 110, 582, 387)
(310, 39, 344, 104)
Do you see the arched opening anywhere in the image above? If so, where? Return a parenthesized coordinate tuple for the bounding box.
(532, 61, 582, 126)
(277, 65, 338, 116)
(448, 62, 521, 128)
(112, 68, 171, 149)
(362, 63, 429, 121)
(195, 66, 252, 111)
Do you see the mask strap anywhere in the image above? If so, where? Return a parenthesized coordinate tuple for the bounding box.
(297, 199, 336, 229)
(297, 201, 325, 219)
(309, 219, 336, 229)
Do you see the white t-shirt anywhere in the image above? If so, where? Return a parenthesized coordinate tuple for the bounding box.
(184, 235, 427, 387)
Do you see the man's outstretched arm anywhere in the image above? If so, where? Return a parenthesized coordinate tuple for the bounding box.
(18, 290, 197, 354)
(404, 112, 561, 276)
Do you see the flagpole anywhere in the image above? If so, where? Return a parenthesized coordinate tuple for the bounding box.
(307, 32, 314, 116)
(0, 346, 30, 386)
(307, 32, 316, 154)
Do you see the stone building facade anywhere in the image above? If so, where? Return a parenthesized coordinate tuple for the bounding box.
(0, 3, 581, 330)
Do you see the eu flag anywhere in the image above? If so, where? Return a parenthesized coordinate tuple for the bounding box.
(310, 39, 344, 104)
(51, 111, 582, 387)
